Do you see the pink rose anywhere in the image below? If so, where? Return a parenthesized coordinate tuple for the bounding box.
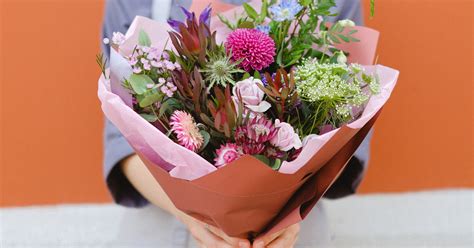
(270, 120, 303, 152)
(232, 77, 271, 113)
(214, 143, 243, 167)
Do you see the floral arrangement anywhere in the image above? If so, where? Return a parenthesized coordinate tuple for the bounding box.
(99, 0, 380, 170)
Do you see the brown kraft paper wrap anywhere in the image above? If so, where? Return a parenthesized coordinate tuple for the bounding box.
(136, 110, 380, 239)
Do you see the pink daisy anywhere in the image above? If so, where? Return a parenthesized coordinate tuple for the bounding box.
(170, 110, 204, 152)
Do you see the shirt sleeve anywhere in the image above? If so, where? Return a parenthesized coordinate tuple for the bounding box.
(324, 0, 371, 199)
(101, 0, 154, 208)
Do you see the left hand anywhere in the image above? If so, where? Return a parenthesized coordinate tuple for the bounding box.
(252, 223, 300, 248)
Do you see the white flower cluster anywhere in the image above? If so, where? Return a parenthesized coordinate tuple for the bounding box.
(294, 59, 379, 121)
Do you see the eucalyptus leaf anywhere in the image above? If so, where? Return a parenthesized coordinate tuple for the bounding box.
(140, 113, 159, 122)
(139, 92, 163, 108)
(158, 98, 181, 118)
(198, 130, 210, 151)
(129, 74, 154, 94)
(138, 29, 151, 47)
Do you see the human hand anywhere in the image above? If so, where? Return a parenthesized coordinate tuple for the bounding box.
(252, 223, 300, 248)
(177, 211, 251, 248)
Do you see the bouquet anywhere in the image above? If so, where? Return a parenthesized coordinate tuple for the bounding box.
(98, 0, 398, 239)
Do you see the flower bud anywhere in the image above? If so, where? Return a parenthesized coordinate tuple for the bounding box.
(337, 51, 347, 64)
(338, 19, 355, 28)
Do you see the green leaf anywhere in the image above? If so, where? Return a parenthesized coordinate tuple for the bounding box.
(271, 159, 282, 170)
(300, 0, 312, 7)
(370, 0, 375, 18)
(158, 98, 181, 118)
(257, 0, 268, 23)
(349, 37, 360, 42)
(337, 34, 350, 42)
(243, 3, 258, 20)
(218, 14, 235, 30)
(129, 74, 154, 95)
(139, 92, 163, 108)
(198, 130, 210, 151)
(138, 29, 151, 47)
(253, 155, 270, 166)
(328, 33, 340, 44)
(253, 70, 261, 79)
(140, 113, 159, 122)
(276, 48, 284, 66)
(348, 29, 358, 35)
(242, 72, 251, 80)
(238, 21, 255, 29)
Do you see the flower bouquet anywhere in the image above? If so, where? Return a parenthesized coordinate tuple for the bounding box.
(98, 0, 398, 239)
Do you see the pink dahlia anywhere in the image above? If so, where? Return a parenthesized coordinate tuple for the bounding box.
(214, 143, 243, 167)
(225, 29, 276, 71)
(170, 110, 204, 152)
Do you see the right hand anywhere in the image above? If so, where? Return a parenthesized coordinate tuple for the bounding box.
(177, 211, 251, 248)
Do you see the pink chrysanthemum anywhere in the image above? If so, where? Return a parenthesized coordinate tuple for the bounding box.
(214, 143, 243, 167)
(225, 29, 276, 71)
(170, 110, 204, 152)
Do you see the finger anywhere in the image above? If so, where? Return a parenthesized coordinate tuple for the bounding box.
(253, 224, 300, 248)
(188, 223, 232, 248)
(252, 229, 285, 248)
(267, 225, 300, 248)
(206, 224, 250, 248)
(267, 234, 297, 248)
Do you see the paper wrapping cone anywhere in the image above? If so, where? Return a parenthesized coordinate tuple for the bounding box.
(137, 110, 379, 238)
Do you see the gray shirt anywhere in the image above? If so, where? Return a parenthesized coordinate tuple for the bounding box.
(102, 0, 370, 207)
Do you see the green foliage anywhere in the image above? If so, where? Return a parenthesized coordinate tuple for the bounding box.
(370, 0, 375, 18)
(138, 30, 151, 47)
(128, 74, 154, 94)
(293, 60, 379, 134)
(243, 3, 258, 20)
(138, 91, 163, 108)
(198, 130, 211, 151)
(253, 155, 282, 170)
(140, 113, 159, 122)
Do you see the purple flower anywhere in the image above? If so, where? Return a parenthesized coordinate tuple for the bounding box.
(256, 25, 270, 34)
(167, 5, 212, 32)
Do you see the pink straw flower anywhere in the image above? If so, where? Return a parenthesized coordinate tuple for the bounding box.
(225, 29, 276, 71)
(170, 111, 204, 152)
(214, 143, 243, 167)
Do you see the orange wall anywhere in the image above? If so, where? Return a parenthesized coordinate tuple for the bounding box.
(1, 0, 472, 207)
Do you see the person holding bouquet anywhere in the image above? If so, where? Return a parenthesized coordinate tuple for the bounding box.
(101, 0, 371, 247)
